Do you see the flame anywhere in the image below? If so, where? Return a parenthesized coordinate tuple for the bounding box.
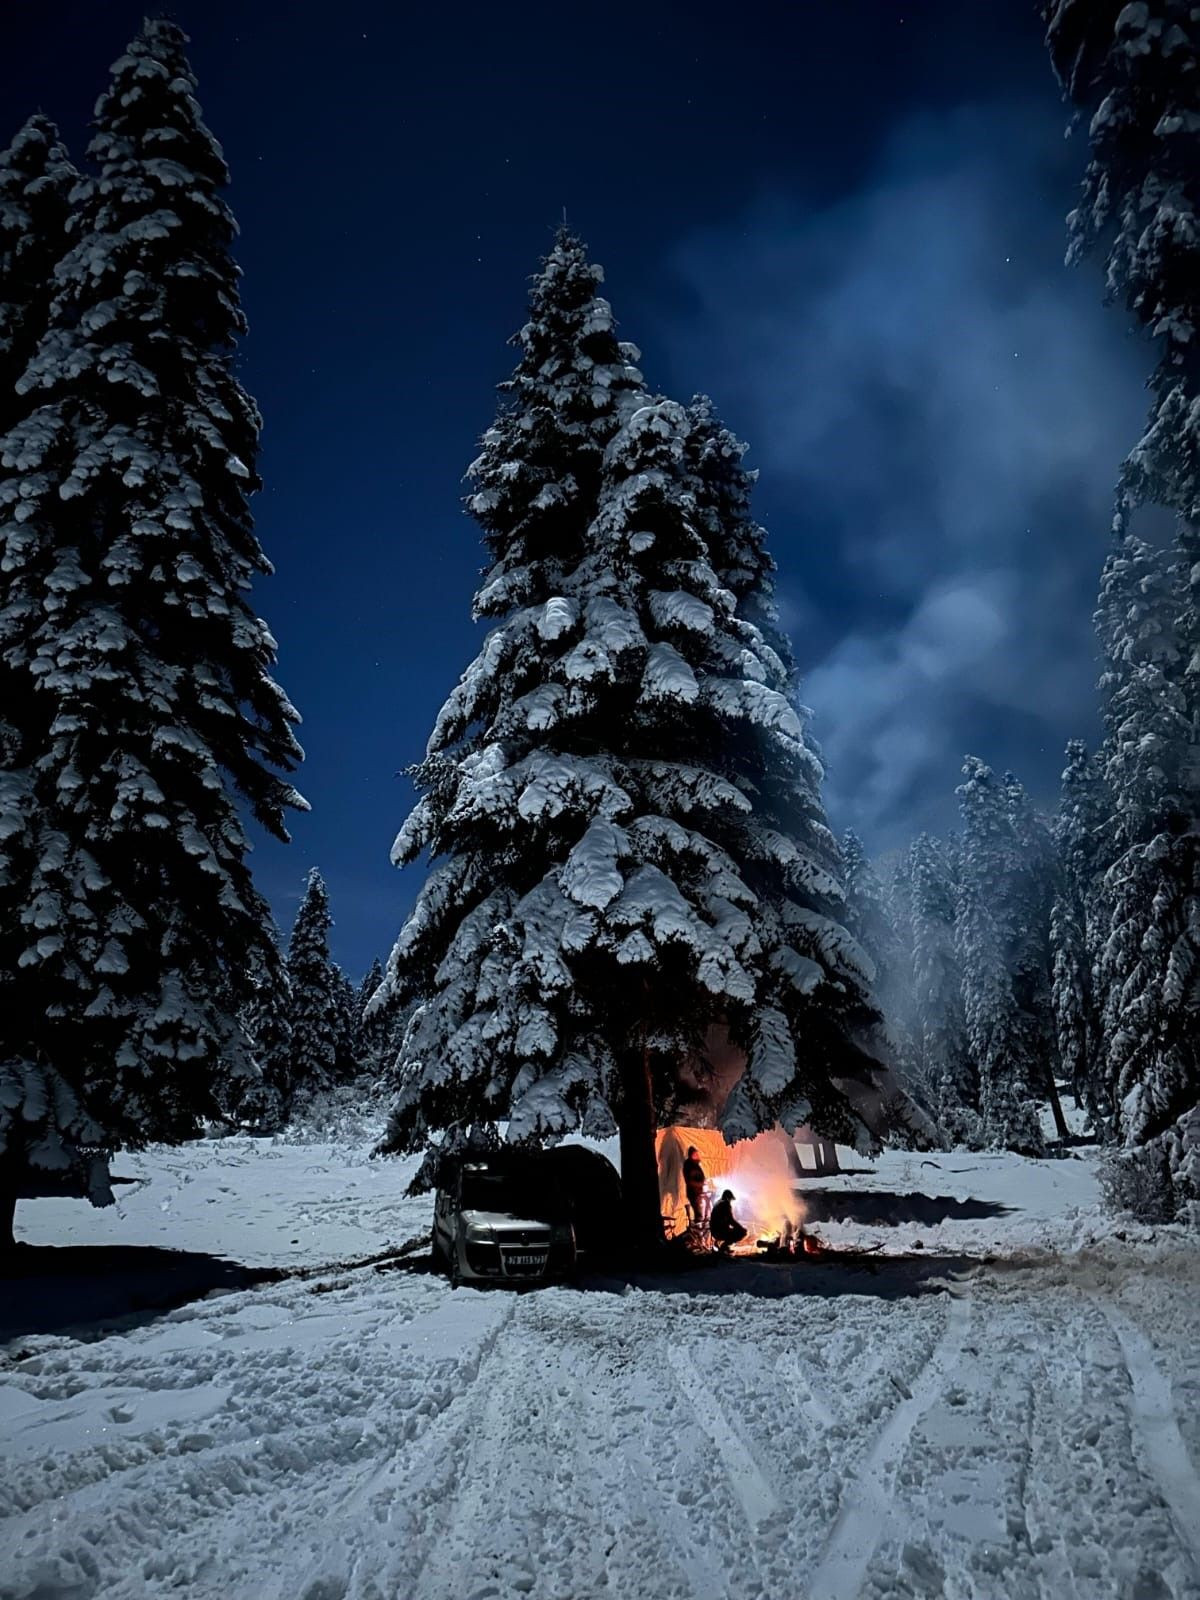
(656, 1125, 806, 1254)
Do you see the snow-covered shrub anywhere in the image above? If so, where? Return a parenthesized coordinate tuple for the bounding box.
(279, 1081, 391, 1148)
(1098, 1142, 1176, 1224)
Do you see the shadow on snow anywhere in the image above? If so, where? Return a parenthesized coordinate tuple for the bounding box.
(0, 1244, 283, 1344)
(377, 1249, 989, 1302)
(795, 1189, 1014, 1227)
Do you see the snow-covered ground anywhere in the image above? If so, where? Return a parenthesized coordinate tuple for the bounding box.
(2, 1131, 1199, 1600)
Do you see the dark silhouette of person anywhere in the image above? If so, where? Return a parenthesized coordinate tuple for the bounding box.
(709, 1190, 747, 1255)
(683, 1146, 706, 1227)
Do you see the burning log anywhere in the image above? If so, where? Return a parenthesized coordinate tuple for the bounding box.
(755, 1223, 825, 1263)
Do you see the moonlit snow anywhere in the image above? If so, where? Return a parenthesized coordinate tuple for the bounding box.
(3, 1127, 1198, 1600)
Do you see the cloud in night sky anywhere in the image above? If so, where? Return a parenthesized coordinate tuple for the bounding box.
(666, 100, 1150, 850)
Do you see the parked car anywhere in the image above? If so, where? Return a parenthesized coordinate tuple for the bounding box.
(535, 1144, 623, 1261)
(431, 1151, 577, 1286)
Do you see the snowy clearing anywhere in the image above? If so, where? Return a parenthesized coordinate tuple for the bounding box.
(2, 1134, 1199, 1600)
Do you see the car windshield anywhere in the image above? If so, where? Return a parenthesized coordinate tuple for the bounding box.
(459, 1171, 563, 1219)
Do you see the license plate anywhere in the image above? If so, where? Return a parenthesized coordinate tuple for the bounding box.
(506, 1253, 547, 1269)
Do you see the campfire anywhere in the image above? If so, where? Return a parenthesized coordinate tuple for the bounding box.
(755, 1221, 825, 1262)
(656, 1126, 811, 1257)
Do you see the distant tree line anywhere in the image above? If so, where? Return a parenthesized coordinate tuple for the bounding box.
(237, 866, 408, 1130)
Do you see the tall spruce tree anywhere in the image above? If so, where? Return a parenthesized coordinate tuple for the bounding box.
(334, 967, 360, 1077)
(1046, 3, 1200, 1211)
(0, 120, 78, 1223)
(1050, 740, 1110, 1119)
(841, 830, 921, 1113)
(1002, 773, 1071, 1140)
(840, 832, 891, 957)
(380, 233, 915, 1248)
(235, 964, 294, 1130)
(0, 22, 303, 1242)
(1093, 540, 1199, 1209)
(356, 957, 394, 1082)
(908, 832, 977, 1142)
(1044, 1, 1200, 640)
(955, 758, 1045, 1153)
(0, 115, 76, 434)
(286, 870, 353, 1099)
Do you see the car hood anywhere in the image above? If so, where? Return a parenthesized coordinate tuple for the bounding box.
(461, 1210, 557, 1233)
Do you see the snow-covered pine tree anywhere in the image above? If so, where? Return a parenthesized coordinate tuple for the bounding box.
(0, 21, 303, 1243)
(1093, 539, 1199, 1213)
(381, 238, 913, 1248)
(0, 120, 78, 1228)
(374, 227, 642, 1171)
(908, 832, 978, 1142)
(1051, 739, 1110, 1120)
(840, 830, 921, 1113)
(955, 758, 1045, 1154)
(1046, 2, 1200, 1214)
(233, 962, 294, 1131)
(882, 844, 915, 951)
(1044, 0, 1200, 670)
(355, 957, 394, 1082)
(286, 870, 353, 1100)
(466, 226, 646, 621)
(334, 967, 360, 1077)
(0, 115, 75, 434)
(684, 395, 795, 677)
(1002, 772, 1071, 1140)
(840, 831, 889, 954)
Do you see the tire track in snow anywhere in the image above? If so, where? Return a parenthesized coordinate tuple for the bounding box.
(666, 1342, 779, 1530)
(1102, 1302, 1200, 1576)
(409, 1300, 741, 1600)
(402, 1294, 648, 1600)
(545, 1320, 725, 1600)
(774, 1349, 837, 1434)
(617, 1335, 741, 1600)
(0, 1284, 514, 1600)
(404, 1346, 528, 1600)
(806, 1293, 972, 1600)
(305, 1290, 523, 1600)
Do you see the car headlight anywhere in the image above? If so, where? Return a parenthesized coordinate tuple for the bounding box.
(466, 1224, 494, 1241)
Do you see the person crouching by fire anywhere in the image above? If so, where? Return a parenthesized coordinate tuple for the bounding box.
(709, 1191, 748, 1255)
(683, 1146, 708, 1231)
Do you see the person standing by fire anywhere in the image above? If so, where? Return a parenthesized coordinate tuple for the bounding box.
(683, 1146, 708, 1231)
(709, 1190, 748, 1255)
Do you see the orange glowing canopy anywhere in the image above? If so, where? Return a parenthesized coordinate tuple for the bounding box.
(656, 1125, 806, 1244)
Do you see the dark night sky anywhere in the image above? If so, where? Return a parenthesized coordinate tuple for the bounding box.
(4, 2, 1149, 978)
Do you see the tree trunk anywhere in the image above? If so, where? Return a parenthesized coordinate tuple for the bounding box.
(0, 1177, 17, 1253)
(1043, 1062, 1070, 1142)
(618, 1041, 662, 1257)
